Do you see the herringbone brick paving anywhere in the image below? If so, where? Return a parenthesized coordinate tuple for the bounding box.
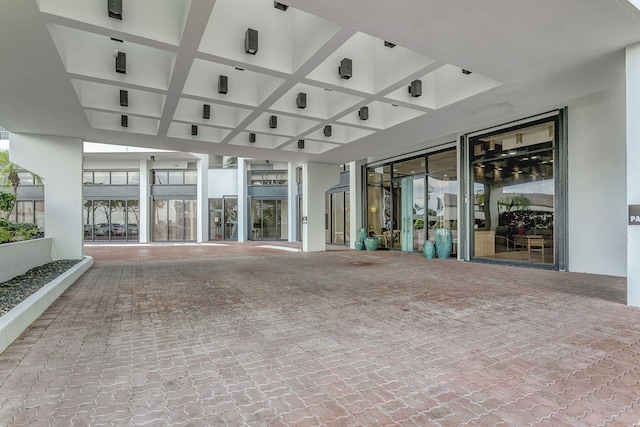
(0, 242, 638, 426)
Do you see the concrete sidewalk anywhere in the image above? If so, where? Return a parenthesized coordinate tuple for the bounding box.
(0, 243, 636, 426)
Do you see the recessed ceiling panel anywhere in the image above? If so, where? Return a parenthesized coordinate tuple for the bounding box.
(386, 65, 501, 109)
(280, 139, 340, 155)
(71, 79, 165, 117)
(306, 32, 436, 94)
(228, 132, 290, 150)
(85, 110, 159, 135)
(183, 59, 285, 107)
(167, 122, 230, 143)
(305, 124, 374, 144)
(269, 84, 364, 120)
(38, 0, 191, 46)
(245, 113, 320, 137)
(337, 101, 426, 129)
(48, 24, 176, 91)
(174, 98, 252, 128)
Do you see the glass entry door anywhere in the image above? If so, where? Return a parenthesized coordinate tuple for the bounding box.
(396, 176, 426, 252)
(250, 198, 287, 240)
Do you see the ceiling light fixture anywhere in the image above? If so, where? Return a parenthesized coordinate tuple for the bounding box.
(119, 89, 128, 107)
(516, 133, 523, 144)
(191, 125, 198, 136)
(107, 0, 122, 20)
(203, 104, 211, 120)
(115, 51, 126, 74)
(296, 92, 306, 109)
(408, 79, 422, 98)
(339, 58, 352, 80)
(120, 115, 128, 127)
(249, 133, 256, 143)
(218, 75, 228, 94)
(462, 69, 472, 75)
(384, 41, 396, 48)
(324, 125, 332, 137)
(245, 28, 258, 55)
(269, 115, 277, 129)
(273, 1, 289, 11)
(359, 106, 369, 120)
(298, 139, 305, 149)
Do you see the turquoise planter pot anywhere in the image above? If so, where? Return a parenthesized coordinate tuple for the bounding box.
(423, 241, 435, 259)
(435, 228, 452, 259)
(357, 228, 367, 243)
(364, 237, 379, 251)
(355, 241, 365, 251)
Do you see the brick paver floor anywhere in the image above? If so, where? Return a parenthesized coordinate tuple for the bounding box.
(0, 242, 638, 426)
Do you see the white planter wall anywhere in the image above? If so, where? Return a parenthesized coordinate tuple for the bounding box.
(0, 238, 52, 283)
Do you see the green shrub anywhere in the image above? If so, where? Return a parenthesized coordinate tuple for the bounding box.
(0, 220, 40, 244)
(0, 229, 11, 243)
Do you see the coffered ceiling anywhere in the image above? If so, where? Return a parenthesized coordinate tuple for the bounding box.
(0, 0, 639, 164)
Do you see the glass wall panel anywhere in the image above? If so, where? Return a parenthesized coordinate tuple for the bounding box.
(332, 193, 345, 244)
(93, 171, 109, 185)
(35, 200, 44, 231)
(184, 200, 197, 241)
(224, 198, 238, 240)
(83, 201, 93, 240)
(279, 199, 288, 240)
(15, 201, 32, 223)
(210, 198, 223, 240)
(168, 200, 182, 241)
(168, 171, 183, 185)
(83, 172, 93, 184)
(325, 194, 331, 243)
(184, 170, 197, 185)
(110, 200, 127, 241)
(153, 200, 168, 241)
(471, 119, 555, 264)
(127, 200, 139, 241)
(110, 172, 127, 185)
(154, 171, 168, 185)
(128, 171, 140, 185)
(93, 200, 110, 240)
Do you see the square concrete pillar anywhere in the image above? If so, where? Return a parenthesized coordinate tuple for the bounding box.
(302, 162, 340, 252)
(627, 43, 640, 307)
(9, 134, 83, 260)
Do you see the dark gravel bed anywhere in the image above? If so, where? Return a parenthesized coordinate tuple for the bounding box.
(0, 260, 81, 317)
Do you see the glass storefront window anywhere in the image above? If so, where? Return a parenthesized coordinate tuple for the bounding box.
(94, 171, 110, 185)
(224, 198, 238, 240)
(154, 171, 168, 185)
(168, 171, 184, 185)
(366, 148, 457, 253)
(128, 171, 140, 185)
(83, 172, 93, 184)
(110, 172, 127, 185)
(184, 170, 197, 185)
(470, 119, 555, 265)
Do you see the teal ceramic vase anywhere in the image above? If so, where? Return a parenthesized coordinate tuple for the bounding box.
(357, 228, 367, 243)
(364, 237, 379, 251)
(435, 228, 452, 259)
(355, 241, 365, 251)
(423, 240, 435, 259)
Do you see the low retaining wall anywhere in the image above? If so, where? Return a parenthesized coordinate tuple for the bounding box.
(0, 238, 52, 283)
(0, 256, 93, 355)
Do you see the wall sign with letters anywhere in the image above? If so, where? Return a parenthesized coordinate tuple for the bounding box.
(629, 205, 640, 225)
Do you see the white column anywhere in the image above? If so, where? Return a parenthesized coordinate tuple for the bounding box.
(237, 158, 248, 242)
(138, 159, 150, 243)
(302, 162, 340, 252)
(627, 43, 640, 307)
(349, 161, 363, 249)
(10, 134, 83, 260)
(194, 153, 209, 243)
(288, 162, 297, 242)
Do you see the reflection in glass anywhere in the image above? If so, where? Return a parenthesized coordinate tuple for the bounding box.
(110, 200, 127, 241)
(224, 198, 238, 240)
(127, 200, 139, 241)
(153, 199, 168, 241)
(471, 119, 555, 264)
(110, 172, 127, 185)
